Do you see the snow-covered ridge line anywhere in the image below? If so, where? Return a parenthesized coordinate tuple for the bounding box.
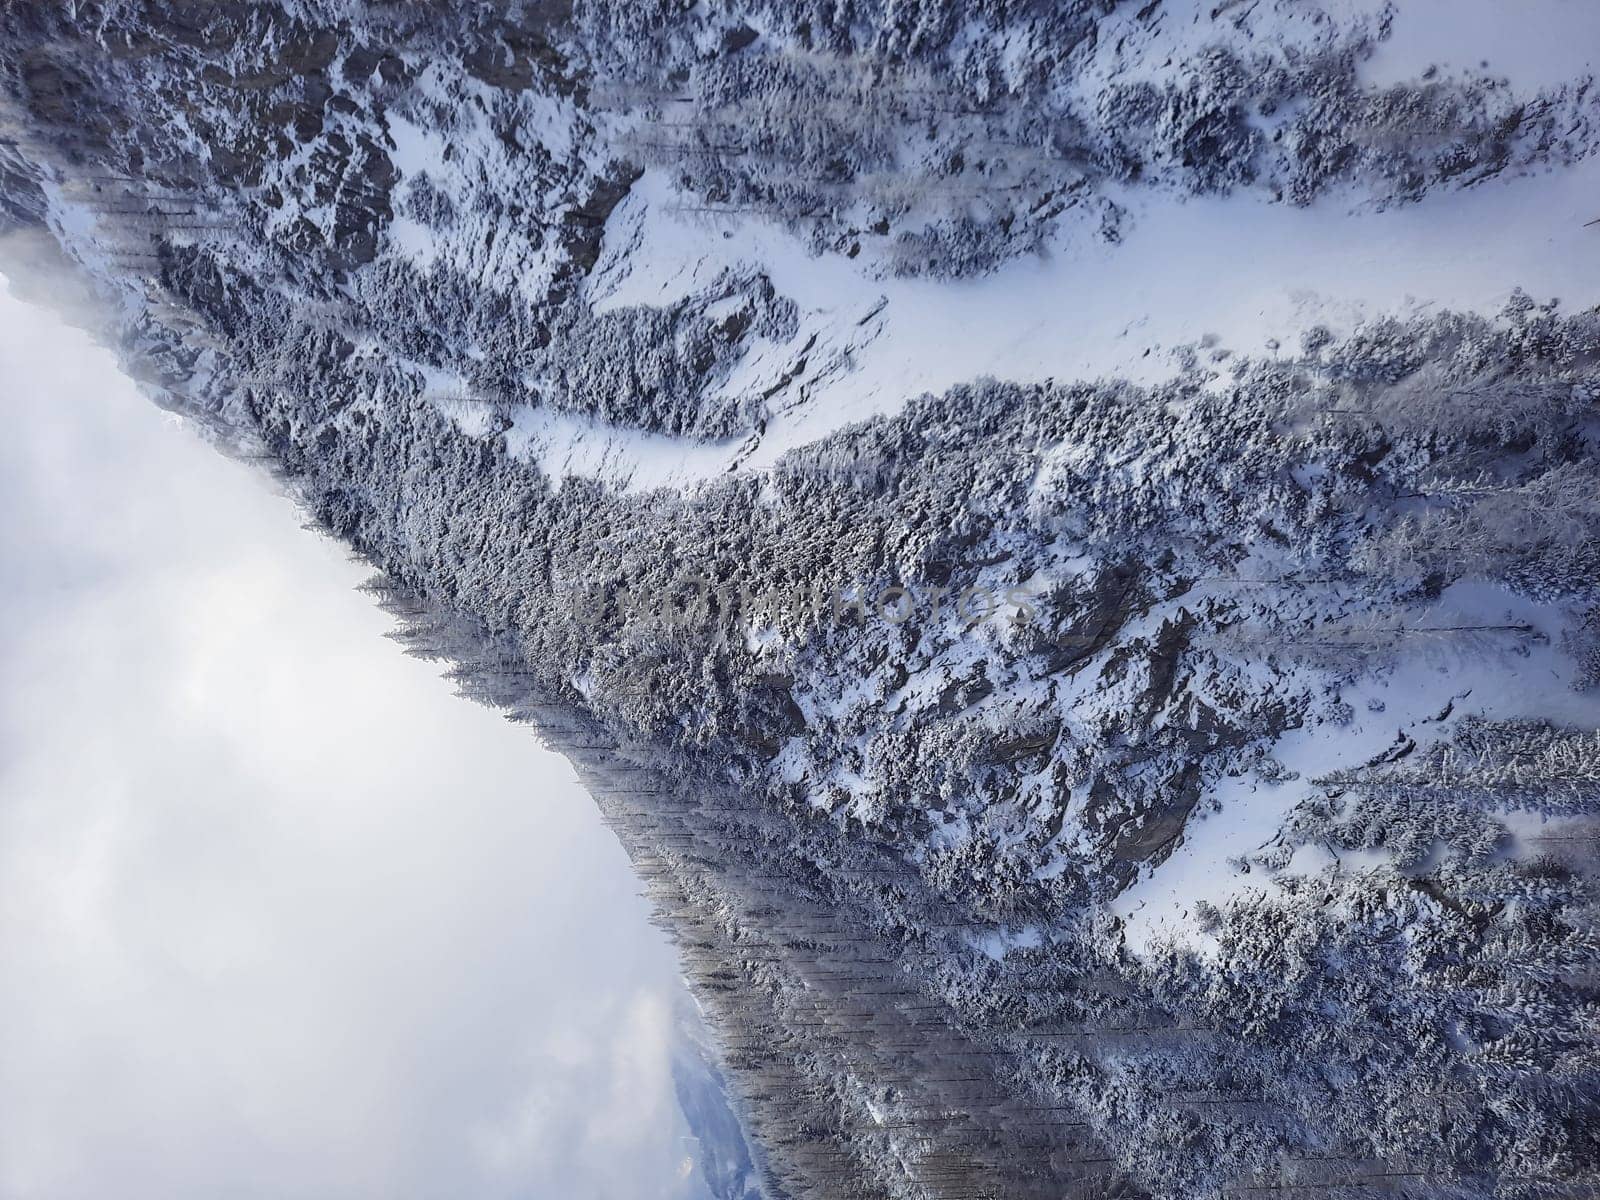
(556, 155, 1600, 492)
(3, 3, 1599, 1197)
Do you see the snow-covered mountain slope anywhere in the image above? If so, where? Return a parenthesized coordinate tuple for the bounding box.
(3, 2, 1598, 1198)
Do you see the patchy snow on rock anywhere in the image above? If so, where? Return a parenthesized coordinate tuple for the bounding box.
(1116, 582, 1600, 958)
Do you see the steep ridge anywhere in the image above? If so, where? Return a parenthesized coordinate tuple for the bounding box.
(2, 3, 1598, 1197)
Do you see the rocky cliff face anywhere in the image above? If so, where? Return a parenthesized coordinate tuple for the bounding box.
(3, 3, 1598, 1197)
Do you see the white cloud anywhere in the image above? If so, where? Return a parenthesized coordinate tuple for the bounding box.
(0, 273, 710, 1200)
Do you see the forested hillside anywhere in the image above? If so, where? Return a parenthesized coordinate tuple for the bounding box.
(2, 2, 1597, 1196)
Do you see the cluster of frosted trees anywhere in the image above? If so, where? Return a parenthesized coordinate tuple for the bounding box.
(4, 2, 1600, 1195)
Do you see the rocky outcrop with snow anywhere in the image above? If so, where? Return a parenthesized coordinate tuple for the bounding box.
(3, 2, 1598, 1197)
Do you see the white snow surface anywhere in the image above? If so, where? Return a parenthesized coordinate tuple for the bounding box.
(1115, 584, 1600, 958)
(491, 0, 1600, 494)
(548, 152, 1600, 492)
(506, 405, 742, 493)
(1361, 0, 1600, 90)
